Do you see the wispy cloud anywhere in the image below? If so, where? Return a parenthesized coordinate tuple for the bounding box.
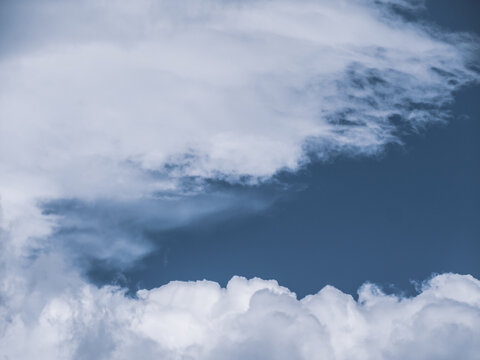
(0, 0, 477, 247)
(39, 186, 273, 268)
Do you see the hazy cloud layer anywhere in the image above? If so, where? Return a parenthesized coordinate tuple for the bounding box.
(1, 270, 480, 360)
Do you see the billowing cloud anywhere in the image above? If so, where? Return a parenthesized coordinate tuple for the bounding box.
(0, 0, 478, 250)
(1, 271, 480, 360)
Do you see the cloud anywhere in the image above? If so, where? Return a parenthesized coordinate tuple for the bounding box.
(0, 0, 478, 251)
(1, 270, 480, 360)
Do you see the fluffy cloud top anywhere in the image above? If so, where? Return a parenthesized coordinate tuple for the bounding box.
(1, 272, 480, 360)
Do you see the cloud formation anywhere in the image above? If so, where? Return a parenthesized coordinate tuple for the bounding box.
(1, 271, 480, 360)
(0, 0, 478, 249)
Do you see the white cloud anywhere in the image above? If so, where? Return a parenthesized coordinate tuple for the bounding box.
(0, 0, 478, 249)
(1, 269, 480, 360)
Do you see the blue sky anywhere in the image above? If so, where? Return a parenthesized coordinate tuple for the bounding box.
(83, 0, 480, 298)
(121, 69, 480, 298)
(1, 0, 480, 358)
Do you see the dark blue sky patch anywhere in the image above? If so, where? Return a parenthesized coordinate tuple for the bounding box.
(119, 83, 479, 298)
(31, 0, 480, 299)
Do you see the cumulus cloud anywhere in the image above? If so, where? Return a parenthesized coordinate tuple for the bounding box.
(0, 0, 478, 250)
(1, 271, 480, 360)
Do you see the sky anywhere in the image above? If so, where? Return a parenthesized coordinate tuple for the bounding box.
(1, 0, 480, 359)
(87, 0, 480, 298)
(120, 62, 480, 298)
